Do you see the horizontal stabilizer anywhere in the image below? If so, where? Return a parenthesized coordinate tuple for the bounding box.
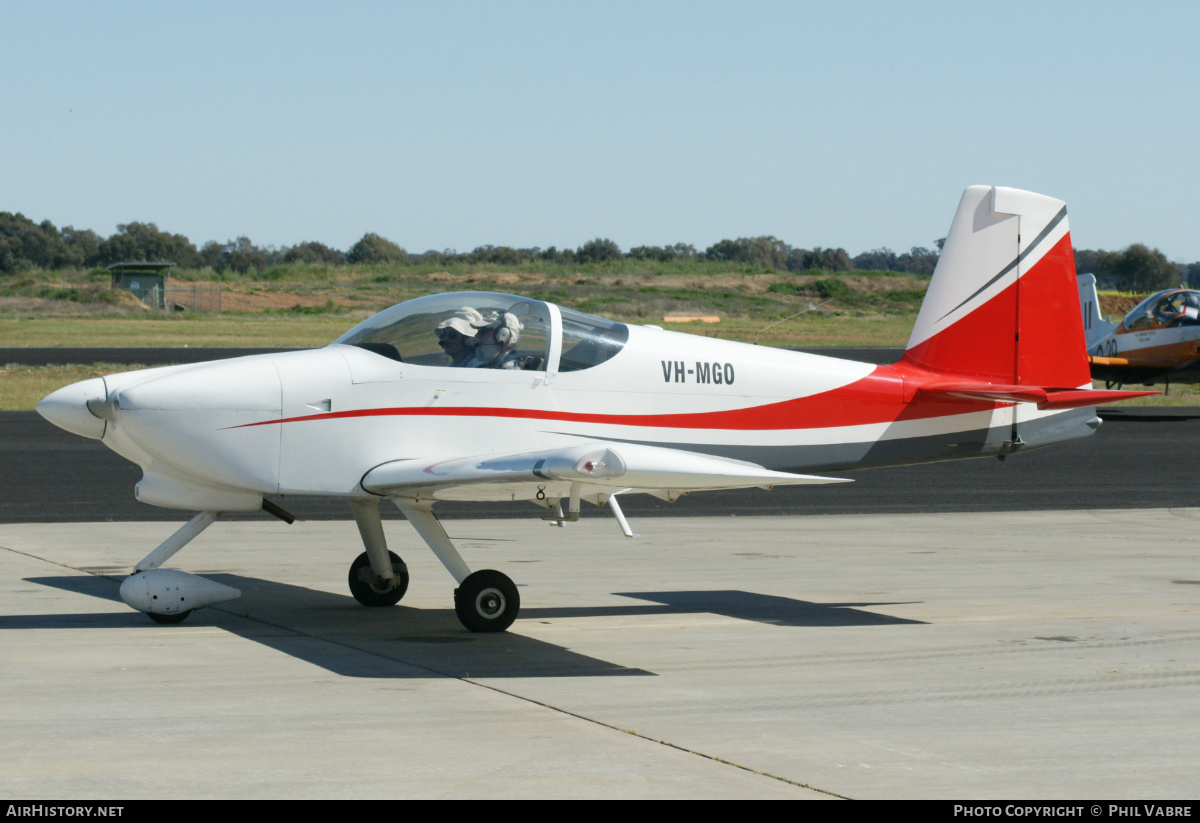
(362, 441, 849, 497)
(918, 382, 1157, 410)
(1035, 389, 1159, 409)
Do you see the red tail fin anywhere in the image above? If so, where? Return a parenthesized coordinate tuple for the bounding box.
(902, 186, 1090, 389)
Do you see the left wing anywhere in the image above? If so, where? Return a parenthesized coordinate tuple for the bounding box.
(361, 441, 849, 503)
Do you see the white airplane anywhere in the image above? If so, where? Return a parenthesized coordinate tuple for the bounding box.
(37, 186, 1154, 632)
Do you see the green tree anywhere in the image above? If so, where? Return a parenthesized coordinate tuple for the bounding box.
(789, 247, 852, 272)
(468, 245, 527, 265)
(282, 241, 346, 265)
(895, 246, 939, 275)
(576, 238, 622, 263)
(96, 222, 199, 267)
(224, 237, 270, 273)
(705, 236, 789, 269)
(59, 226, 102, 268)
(1110, 244, 1180, 292)
(348, 232, 409, 265)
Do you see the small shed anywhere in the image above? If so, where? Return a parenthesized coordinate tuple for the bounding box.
(107, 262, 176, 309)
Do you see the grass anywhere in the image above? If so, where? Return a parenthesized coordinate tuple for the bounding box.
(0, 311, 919, 349)
(1, 263, 935, 351)
(0, 363, 158, 410)
(0, 315, 358, 348)
(1094, 381, 1200, 407)
(661, 314, 916, 347)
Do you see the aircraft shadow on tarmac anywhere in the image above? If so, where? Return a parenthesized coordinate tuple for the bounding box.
(15, 574, 923, 678)
(526, 591, 925, 627)
(1095, 408, 1200, 422)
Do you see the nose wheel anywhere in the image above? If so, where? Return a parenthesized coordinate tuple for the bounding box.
(147, 610, 192, 625)
(454, 570, 520, 633)
(348, 550, 409, 606)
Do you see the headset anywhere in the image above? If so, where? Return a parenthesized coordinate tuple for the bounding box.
(491, 311, 518, 346)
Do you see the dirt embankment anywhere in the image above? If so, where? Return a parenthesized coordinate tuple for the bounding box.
(161, 282, 376, 313)
(1098, 294, 1144, 319)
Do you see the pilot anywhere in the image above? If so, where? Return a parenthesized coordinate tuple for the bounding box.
(464, 311, 524, 369)
(435, 307, 484, 366)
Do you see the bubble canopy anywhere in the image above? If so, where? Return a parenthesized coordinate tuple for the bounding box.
(333, 291, 629, 372)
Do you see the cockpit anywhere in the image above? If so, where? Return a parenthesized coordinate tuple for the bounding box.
(1121, 289, 1200, 332)
(333, 292, 630, 373)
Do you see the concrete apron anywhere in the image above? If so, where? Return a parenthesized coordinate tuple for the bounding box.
(2, 509, 1199, 799)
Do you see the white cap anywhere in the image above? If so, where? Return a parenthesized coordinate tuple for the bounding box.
(473, 310, 524, 337)
(436, 307, 484, 337)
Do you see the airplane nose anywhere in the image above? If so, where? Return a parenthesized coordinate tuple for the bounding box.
(36, 377, 108, 440)
(114, 357, 281, 412)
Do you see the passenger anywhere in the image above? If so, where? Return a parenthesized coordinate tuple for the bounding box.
(435, 307, 484, 366)
(464, 311, 524, 369)
(1177, 293, 1200, 324)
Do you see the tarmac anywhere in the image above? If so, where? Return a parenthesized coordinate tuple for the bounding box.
(4, 509, 1200, 799)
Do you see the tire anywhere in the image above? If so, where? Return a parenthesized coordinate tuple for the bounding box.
(454, 569, 519, 633)
(148, 610, 192, 625)
(348, 551, 409, 607)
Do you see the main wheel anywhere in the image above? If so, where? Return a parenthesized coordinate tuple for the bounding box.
(454, 569, 520, 633)
(348, 551, 409, 606)
(148, 610, 192, 625)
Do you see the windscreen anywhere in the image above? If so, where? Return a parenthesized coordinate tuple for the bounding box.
(1123, 290, 1172, 331)
(334, 292, 551, 370)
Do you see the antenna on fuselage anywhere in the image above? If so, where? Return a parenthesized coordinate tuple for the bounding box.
(754, 299, 832, 346)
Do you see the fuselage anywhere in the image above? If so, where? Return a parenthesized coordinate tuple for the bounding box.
(38, 293, 1099, 511)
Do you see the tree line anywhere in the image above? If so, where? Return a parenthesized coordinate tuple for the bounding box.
(0, 211, 942, 277)
(1073, 245, 1196, 293)
(1, 210, 1193, 291)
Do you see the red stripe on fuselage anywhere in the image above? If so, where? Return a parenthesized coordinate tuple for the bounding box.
(231, 365, 1005, 432)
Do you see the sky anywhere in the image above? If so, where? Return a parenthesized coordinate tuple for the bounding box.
(4, 1, 1199, 260)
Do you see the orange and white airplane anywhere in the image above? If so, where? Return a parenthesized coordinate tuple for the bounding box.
(1079, 274, 1200, 387)
(36, 186, 1154, 633)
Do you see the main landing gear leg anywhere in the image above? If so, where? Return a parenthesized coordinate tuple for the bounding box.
(392, 499, 520, 633)
(348, 498, 409, 607)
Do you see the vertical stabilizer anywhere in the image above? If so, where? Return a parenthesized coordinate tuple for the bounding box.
(1077, 272, 1119, 351)
(902, 186, 1089, 389)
